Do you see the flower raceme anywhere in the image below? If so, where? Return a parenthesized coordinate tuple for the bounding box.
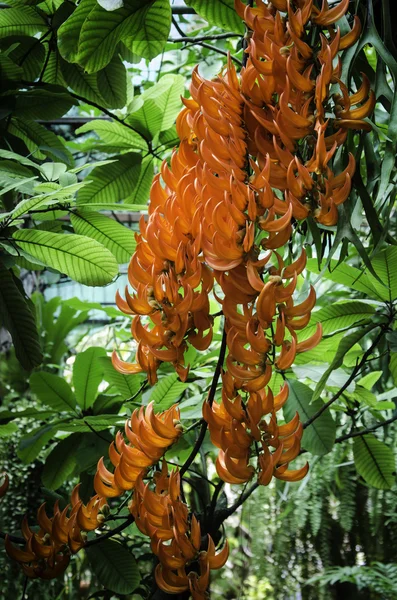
(4, 484, 107, 579)
(94, 402, 183, 498)
(113, 0, 373, 394)
(130, 463, 229, 598)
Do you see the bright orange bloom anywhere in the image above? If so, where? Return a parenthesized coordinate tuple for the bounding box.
(94, 402, 182, 498)
(130, 463, 229, 597)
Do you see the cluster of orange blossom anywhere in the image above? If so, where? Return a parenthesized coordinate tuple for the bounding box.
(4, 478, 107, 579)
(94, 402, 182, 498)
(131, 462, 228, 597)
(113, 0, 373, 487)
(2, 0, 375, 594)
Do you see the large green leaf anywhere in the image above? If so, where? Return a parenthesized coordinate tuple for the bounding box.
(125, 155, 153, 204)
(0, 6, 48, 38)
(73, 346, 107, 410)
(284, 380, 336, 456)
(42, 434, 79, 490)
(76, 152, 142, 204)
(57, 0, 97, 62)
(149, 373, 188, 410)
(12, 230, 118, 286)
(0, 261, 43, 370)
(369, 247, 397, 302)
(70, 210, 136, 263)
(306, 259, 382, 299)
(60, 58, 102, 104)
(299, 301, 376, 342)
(390, 353, 397, 387)
(312, 323, 380, 401)
(7, 34, 46, 80)
(122, 0, 171, 60)
(97, 56, 127, 108)
(8, 118, 73, 165)
(185, 0, 244, 33)
(76, 0, 170, 73)
(13, 88, 77, 121)
(86, 540, 140, 594)
(60, 415, 123, 432)
(353, 434, 395, 490)
(18, 424, 55, 463)
(127, 75, 184, 138)
(30, 371, 77, 412)
(99, 356, 142, 399)
(76, 120, 148, 151)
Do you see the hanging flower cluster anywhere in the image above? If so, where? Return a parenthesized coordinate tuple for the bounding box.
(131, 462, 228, 598)
(4, 485, 107, 578)
(113, 0, 373, 489)
(94, 402, 182, 498)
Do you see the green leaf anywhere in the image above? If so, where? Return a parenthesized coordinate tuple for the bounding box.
(73, 346, 107, 410)
(9, 35, 46, 80)
(149, 373, 187, 410)
(97, 56, 127, 108)
(30, 371, 77, 412)
(357, 371, 382, 390)
(0, 422, 18, 438)
(122, 0, 171, 60)
(312, 323, 380, 401)
(76, 152, 142, 204)
(60, 58, 102, 104)
(353, 434, 395, 490)
(57, 0, 97, 63)
(13, 88, 77, 121)
(70, 210, 136, 263)
(86, 540, 140, 594)
(284, 380, 336, 456)
(0, 6, 48, 38)
(299, 301, 376, 342)
(0, 149, 42, 171)
(76, 0, 170, 73)
(99, 356, 142, 399)
(127, 74, 184, 137)
(390, 353, 397, 387)
(369, 247, 397, 302)
(12, 230, 118, 286)
(125, 155, 153, 204)
(8, 118, 73, 165)
(0, 260, 43, 370)
(76, 120, 148, 151)
(18, 424, 55, 463)
(59, 415, 123, 432)
(73, 203, 147, 212)
(42, 435, 78, 490)
(306, 259, 382, 299)
(185, 0, 244, 33)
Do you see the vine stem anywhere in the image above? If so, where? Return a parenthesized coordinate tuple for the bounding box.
(179, 329, 227, 478)
(335, 414, 397, 444)
(84, 514, 135, 548)
(303, 321, 391, 429)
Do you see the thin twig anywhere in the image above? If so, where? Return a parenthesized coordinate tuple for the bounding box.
(303, 323, 390, 429)
(169, 33, 242, 43)
(84, 515, 135, 548)
(335, 414, 397, 444)
(223, 482, 259, 519)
